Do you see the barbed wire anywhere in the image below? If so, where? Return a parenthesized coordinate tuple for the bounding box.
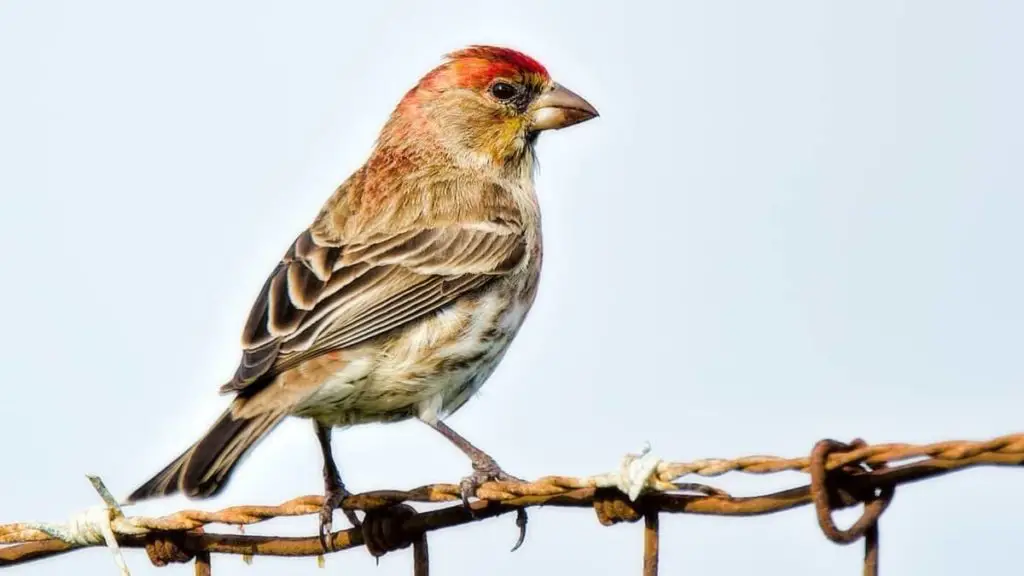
(3, 433, 1022, 575)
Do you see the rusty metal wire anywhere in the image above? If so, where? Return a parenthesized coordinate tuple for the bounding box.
(642, 511, 659, 576)
(2, 433, 1022, 575)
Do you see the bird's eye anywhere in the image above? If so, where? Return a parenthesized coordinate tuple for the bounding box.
(490, 82, 518, 101)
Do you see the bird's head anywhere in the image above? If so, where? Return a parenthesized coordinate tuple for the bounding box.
(378, 45, 599, 168)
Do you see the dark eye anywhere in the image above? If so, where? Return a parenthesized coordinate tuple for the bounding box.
(490, 82, 518, 101)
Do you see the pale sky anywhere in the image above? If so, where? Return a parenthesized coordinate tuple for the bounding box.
(2, 1, 1022, 575)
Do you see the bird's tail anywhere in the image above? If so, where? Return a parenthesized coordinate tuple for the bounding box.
(126, 403, 286, 502)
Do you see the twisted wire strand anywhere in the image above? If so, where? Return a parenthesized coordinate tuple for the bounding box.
(2, 433, 1021, 570)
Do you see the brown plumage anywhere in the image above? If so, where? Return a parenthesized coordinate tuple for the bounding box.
(127, 45, 598, 548)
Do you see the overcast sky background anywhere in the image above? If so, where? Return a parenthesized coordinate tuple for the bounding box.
(2, 1, 1023, 575)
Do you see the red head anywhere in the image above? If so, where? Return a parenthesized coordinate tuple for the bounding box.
(378, 45, 598, 165)
(421, 46, 550, 92)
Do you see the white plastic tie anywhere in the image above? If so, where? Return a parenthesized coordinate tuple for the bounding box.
(591, 443, 664, 501)
(25, 476, 137, 576)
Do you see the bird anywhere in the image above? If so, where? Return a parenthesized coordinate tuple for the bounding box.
(126, 45, 598, 550)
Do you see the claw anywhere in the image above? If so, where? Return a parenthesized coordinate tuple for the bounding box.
(458, 457, 523, 510)
(456, 456, 529, 551)
(425, 420, 530, 551)
(318, 490, 341, 552)
(319, 515, 333, 551)
(458, 477, 476, 510)
(319, 485, 361, 553)
(510, 508, 528, 552)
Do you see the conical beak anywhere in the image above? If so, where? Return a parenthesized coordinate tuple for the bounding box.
(529, 83, 599, 132)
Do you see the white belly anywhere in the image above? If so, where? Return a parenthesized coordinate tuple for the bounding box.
(292, 289, 531, 427)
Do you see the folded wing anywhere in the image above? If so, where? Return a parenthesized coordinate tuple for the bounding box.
(220, 221, 527, 395)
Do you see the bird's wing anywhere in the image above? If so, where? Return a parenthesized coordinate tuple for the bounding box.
(220, 222, 527, 394)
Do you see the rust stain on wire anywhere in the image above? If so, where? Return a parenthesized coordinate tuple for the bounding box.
(643, 511, 659, 576)
(2, 433, 1022, 575)
(192, 551, 210, 576)
(413, 535, 429, 576)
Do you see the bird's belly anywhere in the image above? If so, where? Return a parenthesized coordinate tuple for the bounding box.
(294, 289, 530, 427)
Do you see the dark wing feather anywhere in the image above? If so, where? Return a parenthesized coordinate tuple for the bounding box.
(220, 224, 525, 394)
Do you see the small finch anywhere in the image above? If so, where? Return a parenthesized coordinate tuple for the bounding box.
(127, 45, 598, 547)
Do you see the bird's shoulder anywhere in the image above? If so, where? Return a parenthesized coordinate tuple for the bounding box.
(309, 160, 533, 247)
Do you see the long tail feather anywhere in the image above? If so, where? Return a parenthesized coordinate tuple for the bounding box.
(126, 405, 286, 502)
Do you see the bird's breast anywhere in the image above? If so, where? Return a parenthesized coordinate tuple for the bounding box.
(295, 271, 539, 427)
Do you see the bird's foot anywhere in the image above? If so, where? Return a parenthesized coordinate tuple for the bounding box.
(459, 455, 523, 506)
(459, 456, 530, 551)
(319, 483, 361, 553)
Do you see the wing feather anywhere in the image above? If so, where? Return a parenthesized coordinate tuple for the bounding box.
(220, 222, 525, 394)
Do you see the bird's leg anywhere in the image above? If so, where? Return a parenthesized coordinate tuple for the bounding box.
(314, 421, 361, 552)
(427, 419, 529, 550)
(429, 420, 523, 496)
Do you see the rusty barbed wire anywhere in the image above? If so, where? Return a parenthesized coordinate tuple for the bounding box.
(2, 433, 1022, 575)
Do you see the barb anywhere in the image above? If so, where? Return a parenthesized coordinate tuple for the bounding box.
(2, 433, 1022, 575)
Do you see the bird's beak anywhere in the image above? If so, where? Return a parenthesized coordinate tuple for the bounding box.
(529, 83, 599, 132)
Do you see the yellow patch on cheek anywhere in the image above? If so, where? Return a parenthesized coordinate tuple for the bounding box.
(483, 118, 527, 160)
